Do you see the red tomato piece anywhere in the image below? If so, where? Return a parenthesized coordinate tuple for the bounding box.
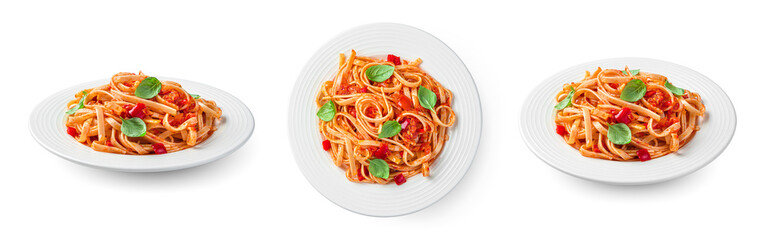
(614, 107, 632, 124)
(67, 127, 78, 138)
(396, 95, 412, 111)
(387, 54, 401, 65)
(637, 149, 651, 162)
(394, 174, 407, 185)
(373, 144, 389, 159)
(322, 140, 331, 151)
(357, 167, 365, 181)
(128, 103, 146, 119)
(556, 125, 567, 136)
(152, 143, 167, 154)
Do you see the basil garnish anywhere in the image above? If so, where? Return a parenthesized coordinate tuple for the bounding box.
(664, 81, 684, 96)
(317, 101, 336, 122)
(121, 117, 147, 137)
(621, 69, 640, 76)
(134, 77, 162, 99)
(607, 123, 632, 145)
(620, 79, 646, 102)
(66, 91, 88, 115)
(378, 120, 401, 138)
(368, 158, 390, 179)
(554, 87, 575, 110)
(417, 86, 437, 110)
(365, 65, 395, 83)
(190, 94, 200, 99)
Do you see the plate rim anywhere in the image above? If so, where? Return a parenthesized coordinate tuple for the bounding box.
(288, 22, 483, 217)
(29, 77, 255, 172)
(520, 57, 737, 185)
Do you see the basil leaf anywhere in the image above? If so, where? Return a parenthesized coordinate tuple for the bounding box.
(607, 123, 632, 145)
(134, 77, 162, 99)
(664, 81, 684, 96)
(378, 120, 401, 138)
(418, 86, 438, 110)
(121, 117, 146, 137)
(368, 158, 390, 179)
(317, 101, 336, 122)
(621, 69, 640, 76)
(365, 65, 395, 83)
(554, 87, 575, 110)
(190, 94, 200, 99)
(66, 91, 88, 115)
(620, 79, 646, 102)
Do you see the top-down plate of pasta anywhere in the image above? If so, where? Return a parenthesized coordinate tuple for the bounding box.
(521, 58, 736, 185)
(289, 23, 481, 216)
(30, 76, 254, 172)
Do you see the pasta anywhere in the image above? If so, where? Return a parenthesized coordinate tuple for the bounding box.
(554, 67, 705, 161)
(316, 50, 456, 185)
(64, 72, 222, 154)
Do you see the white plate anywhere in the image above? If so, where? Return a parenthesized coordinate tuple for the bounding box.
(521, 58, 736, 185)
(289, 23, 482, 216)
(29, 78, 254, 172)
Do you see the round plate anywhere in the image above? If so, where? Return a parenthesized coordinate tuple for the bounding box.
(521, 58, 736, 185)
(29, 78, 254, 172)
(289, 23, 482, 216)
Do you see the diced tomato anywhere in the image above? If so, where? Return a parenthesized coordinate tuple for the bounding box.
(106, 140, 113, 147)
(373, 144, 389, 159)
(387, 54, 401, 65)
(128, 103, 146, 119)
(593, 146, 601, 153)
(152, 143, 167, 154)
(644, 90, 657, 98)
(395, 95, 412, 111)
(357, 167, 364, 181)
(556, 125, 567, 136)
(67, 127, 78, 138)
(394, 174, 406, 185)
(614, 107, 632, 124)
(349, 107, 357, 118)
(637, 149, 651, 162)
(322, 140, 331, 151)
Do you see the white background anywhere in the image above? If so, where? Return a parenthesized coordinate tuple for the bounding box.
(1, 0, 764, 239)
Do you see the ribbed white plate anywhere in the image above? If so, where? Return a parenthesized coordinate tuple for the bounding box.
(521, 58, 736, 185)
(289, 23, 482, 216)
(29, 78, 254, 172)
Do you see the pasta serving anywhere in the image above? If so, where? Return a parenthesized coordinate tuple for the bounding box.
(554, 67, 705, 161)
(65, 72, 222, 154)
(316, 50, 456, 185)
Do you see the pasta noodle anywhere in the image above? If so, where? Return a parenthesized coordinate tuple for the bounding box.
(64, 72, 222, 154)
(316, 50, 456, 184)
(554, 67, 705, 161)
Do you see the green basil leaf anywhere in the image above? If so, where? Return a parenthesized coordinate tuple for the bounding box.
(66, 91, 89, 115)
(190, 94, 200, 99)
(620, 79, 646, 102)
(134, 77, 162, 99)
(554, 87, 575, 110)
(121, 117, 146, 137)
(365, 65, 395, 83)
(378, 120, 402, 138)
(621, 69, 640, 76)
(418, 86, 437, 110)
(664, 81, 684, 96)
(607, 123, 632, 145)
(368, 158, 390, 179)
(317, 100, 336, 122)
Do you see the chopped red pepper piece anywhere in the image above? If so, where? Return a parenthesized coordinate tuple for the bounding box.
(556, 125, 567, 136)
(394, 174, 406, 185)
(614, 107, 632, 124)
(373, 144, 389, 159)
(387, 54, 401, 65)
(67, 127, 78, 138)
(152, 143, 167, 154)
(322, 140, 331, 151)
(128, 103, 146, 119)
(637, 149, 651, 162)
